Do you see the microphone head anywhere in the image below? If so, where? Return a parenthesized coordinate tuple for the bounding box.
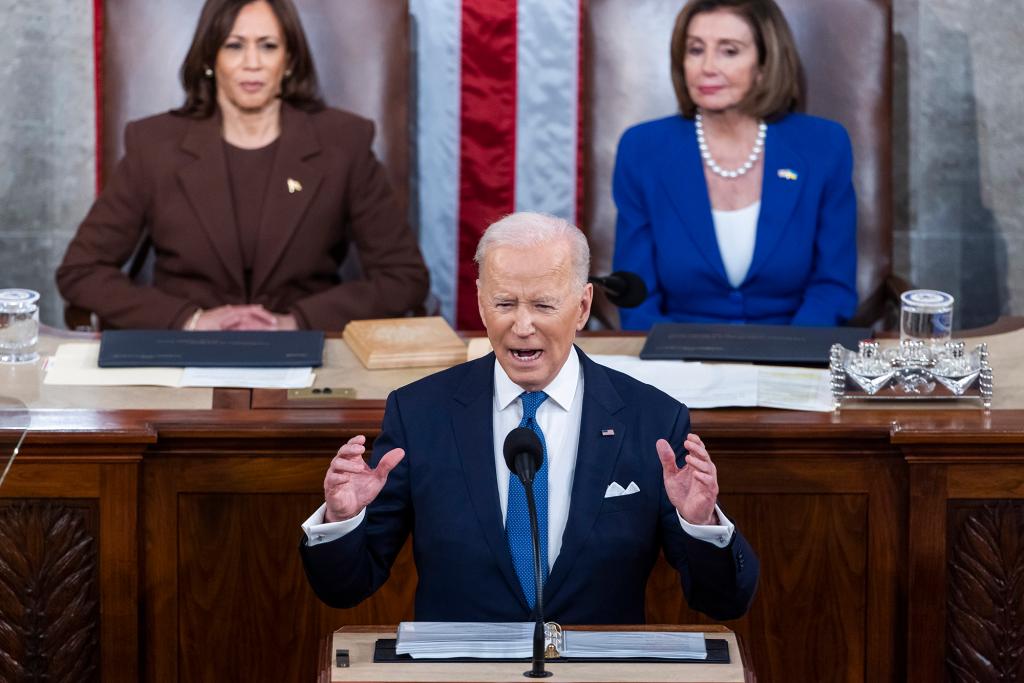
(588, 271, 648, 308)
(503, 427, 544, 482)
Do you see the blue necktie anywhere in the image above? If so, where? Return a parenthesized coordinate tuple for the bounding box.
(506, 390, 549, 609)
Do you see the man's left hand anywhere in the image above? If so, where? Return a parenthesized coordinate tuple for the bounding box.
(656, 434, 719, 526)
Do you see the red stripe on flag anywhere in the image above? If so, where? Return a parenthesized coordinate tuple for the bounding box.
(93, 0, 104, 193)
(456, 0, 518, 330)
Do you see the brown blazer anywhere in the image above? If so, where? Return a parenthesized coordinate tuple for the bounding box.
(56, 104, 429, 330)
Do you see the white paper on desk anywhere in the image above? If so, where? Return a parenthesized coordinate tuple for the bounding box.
(179, 367, 314, 388)
(45, 343, 183, 387)
(592, 355, 758, 407)
(397, 622, 534, 659)
(44, 342, 314, 389)
(592, 354, 833, 411)
(756, 366, 833, 412)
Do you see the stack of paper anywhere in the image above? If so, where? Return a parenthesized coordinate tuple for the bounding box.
(395, 622, 708, 660)
(562, 631, 706, 660)
(592, 354, 833, 411)
(396, 622, 534, 659)
(43, 343, 314, 389)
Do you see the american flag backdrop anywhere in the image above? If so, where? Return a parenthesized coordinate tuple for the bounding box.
(410, 0, 584, 329)
(84, 0, 585, 331)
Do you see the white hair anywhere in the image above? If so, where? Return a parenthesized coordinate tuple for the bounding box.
(474, 212, 591, 289)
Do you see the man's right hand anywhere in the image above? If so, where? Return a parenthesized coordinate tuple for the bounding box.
(323, 434, 406, 523)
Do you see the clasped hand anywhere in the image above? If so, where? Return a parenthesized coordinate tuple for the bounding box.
(656, 433, 719, 526)
(323, 435, 405, 523)
(190, 304, 298, 331)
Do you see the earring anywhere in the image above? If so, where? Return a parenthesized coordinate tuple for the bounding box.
(204, 67, 213, 78)
(284, 69, 293, 78)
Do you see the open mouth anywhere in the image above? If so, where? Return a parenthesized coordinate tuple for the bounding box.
(510, 349, 543, 363)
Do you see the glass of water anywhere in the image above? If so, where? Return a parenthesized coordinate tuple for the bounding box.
(900, 289, 954, 346)
(0, 289, 40, 364)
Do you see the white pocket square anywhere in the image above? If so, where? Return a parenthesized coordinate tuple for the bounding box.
(604, 481, 640, 498)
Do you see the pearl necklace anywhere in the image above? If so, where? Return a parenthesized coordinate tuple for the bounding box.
(695, 111, 767, 179)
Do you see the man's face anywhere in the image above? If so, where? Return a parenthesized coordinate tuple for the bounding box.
(477, 239, 593, 392)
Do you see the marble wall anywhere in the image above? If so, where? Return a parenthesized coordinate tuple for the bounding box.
(893, 0, 1023, 328)
(1, 0, 1021, 329)
(1, 0, 96, 328)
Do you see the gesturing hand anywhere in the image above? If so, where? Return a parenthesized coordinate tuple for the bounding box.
(656, 433, 719, 526)
(323, 435, 405, 523)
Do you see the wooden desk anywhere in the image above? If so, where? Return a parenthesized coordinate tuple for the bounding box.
(3, 328, 1024, 682)
(321, 625, 752, 683)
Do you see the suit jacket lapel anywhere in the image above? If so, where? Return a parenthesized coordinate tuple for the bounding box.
(452, 354, 529, 609)
(250, 105, 325, 295)
(745, 123, 806, 284)
(177, 115, 245, 293)
(545, 349, 626, 601)
(656, 118, 729, 286)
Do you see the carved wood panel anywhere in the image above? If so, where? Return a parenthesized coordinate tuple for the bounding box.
(947, 501, 1024, 682)
(0, 500, 100, 682)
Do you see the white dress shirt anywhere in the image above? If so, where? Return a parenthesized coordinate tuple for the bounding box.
(303, 347, 735, 550)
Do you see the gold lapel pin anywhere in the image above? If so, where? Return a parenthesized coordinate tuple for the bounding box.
(777, 169, 798, 181)
(287, 178, 303, 194)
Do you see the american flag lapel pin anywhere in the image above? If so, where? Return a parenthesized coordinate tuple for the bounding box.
(601, 428, 615, 437)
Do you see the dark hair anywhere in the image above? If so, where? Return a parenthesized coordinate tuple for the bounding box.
(670, 0, 802, 120)
(173, 0, 324, 118)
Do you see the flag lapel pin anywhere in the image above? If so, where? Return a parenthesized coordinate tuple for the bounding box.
(601, 428, 615, 437)
(287, 178, 303, 193)
(777, 169, 798, 181)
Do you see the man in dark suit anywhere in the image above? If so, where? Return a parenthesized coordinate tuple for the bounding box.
(300, 212, 758, 623)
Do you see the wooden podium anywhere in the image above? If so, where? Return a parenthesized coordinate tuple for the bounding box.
(319, 625, 754, 683)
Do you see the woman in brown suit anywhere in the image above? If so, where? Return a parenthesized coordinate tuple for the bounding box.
(57, 0, 429, 331)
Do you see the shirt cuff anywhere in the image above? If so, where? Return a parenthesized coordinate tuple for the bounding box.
(677, 505, 735, 548)
(302, 503, 366, 546)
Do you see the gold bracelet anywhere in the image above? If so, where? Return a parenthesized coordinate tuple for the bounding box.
(185, 308, 204, 331)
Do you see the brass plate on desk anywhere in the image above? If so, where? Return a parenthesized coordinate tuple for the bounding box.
(288, 387, 356, 400)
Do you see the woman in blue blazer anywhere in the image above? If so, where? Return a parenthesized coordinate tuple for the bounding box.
(613, 0, 857, 330)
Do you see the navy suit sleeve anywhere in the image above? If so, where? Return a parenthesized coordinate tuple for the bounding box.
(612, 128, 672, 331)
(657, 405, 759, 620)
(790, 124, 859, 326)
(299, 390, 413, 608)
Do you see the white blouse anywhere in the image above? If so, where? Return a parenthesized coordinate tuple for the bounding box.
(711, 200, 761, 288)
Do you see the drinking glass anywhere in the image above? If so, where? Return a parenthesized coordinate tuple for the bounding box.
(900, 289, 953, 347)
(0, 289, 40, 364)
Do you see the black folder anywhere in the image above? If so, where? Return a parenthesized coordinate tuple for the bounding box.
(639, 323, 871, 366)
(98, 330, 324, 368)
(371, 637, 730, 664)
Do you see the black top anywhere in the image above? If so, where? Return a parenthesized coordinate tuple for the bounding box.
(223, 138, 280, 295)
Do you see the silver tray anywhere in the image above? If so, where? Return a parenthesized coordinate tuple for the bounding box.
(829, 339, 993, 409)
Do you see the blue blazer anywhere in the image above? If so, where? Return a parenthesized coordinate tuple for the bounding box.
(613, 113, 858, 330)
(300, 349, 758, 623)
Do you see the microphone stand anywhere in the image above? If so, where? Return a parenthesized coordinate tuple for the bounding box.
(523, 480, 552, 678)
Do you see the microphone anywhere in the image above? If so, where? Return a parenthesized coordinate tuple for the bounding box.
(588, 271, 648, 308)
(502, 427, 552, 679)
(504, 426, 543, 486)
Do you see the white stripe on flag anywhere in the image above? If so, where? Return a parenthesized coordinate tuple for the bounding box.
(410, 0, 462, 324)
(514, 0, 580, 223)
